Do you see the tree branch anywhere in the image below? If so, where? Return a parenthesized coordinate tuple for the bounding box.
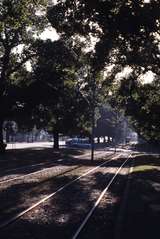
(9, 53, 36, 74)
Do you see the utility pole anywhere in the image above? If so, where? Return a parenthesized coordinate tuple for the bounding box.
(91, 70, 96, 162)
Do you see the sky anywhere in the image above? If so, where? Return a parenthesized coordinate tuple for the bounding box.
(39, 26, 59, 41)
(25, 27, 59, 71)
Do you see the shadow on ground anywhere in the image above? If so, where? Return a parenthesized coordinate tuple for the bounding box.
(0, 153, 160, 239)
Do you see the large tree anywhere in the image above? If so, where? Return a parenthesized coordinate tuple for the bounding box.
(26, 40, 90, 149)
(47, 0, 160, 143)
(47, 1, 159, 68)
(110, 75, 160, 144)
(0, 0, 48, 152)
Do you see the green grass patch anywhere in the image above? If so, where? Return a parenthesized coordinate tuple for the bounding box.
(133, 165, 157, 173)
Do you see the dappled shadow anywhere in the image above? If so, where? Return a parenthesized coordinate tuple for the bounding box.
(0, 153, 160, 239)
(0, 147, 108, 172)
(0, 155, 129, 239)
(0, 148, 116, 179)
(0, 147, 85, 164)
(119, 154, 160, 239)
(131, 143, 160, 154)
(133, 153, 160, 167)
(0, 148, 91, 175)
(0, 150, 119, 228)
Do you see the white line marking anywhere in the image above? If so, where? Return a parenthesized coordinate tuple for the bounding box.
(72, 154, 132, 239)
(0, 153, 122, 229)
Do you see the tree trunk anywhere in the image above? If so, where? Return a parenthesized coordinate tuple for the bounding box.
(0, 47, 11, 154)
(6, 129, 10, 143)
(0, 119, 6, 154)
(108, 136, 112, 143)
(53, 130, 59, 149)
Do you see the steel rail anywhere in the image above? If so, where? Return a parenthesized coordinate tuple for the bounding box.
(1, 150, 105, 176)
(114, 158, 134, 239)
(0, 153, 122, 229)
(0, 151, 111, 184)
(72, 154, 132, 239)
(0, 162, 60, 184)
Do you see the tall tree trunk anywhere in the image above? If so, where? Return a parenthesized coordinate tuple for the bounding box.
(0, 119, 6, 154)
(6, 129, 10, 143)
(0, 48, 11, 154)
(53, 130, 59, 149)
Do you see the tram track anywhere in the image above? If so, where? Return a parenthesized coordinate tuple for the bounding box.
(0, 152, 122, 230)
(72, 154, 132, 239)
(0, 162, 65, 184)
(0, 150, 110, 185)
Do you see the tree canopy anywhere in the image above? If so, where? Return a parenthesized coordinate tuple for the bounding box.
(18, 39, 91, 148)
(47, 0, 160, 144)
(0, 0, 160, 151)
(0, 0, 48, 150)
(110, 75, 160, 143)
(48, 0, 160, 70)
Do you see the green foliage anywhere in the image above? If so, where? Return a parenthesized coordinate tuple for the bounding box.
(0, 0, 47, 30)
(0, 0, 48, 119)
(47, 0, 160, 143)
(111, 76, 160, 144)
(26, 40, 91, 136)
(0, 0, 49, 149)
(48, 0, 160, 70)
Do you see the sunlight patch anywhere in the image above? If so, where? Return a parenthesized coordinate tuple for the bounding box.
(57, 214, 70, 224)
(133, 165, 157, 173)
(139, 70, 156, 84)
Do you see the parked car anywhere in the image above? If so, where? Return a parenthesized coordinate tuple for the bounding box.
(66, 138, 91, 148)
